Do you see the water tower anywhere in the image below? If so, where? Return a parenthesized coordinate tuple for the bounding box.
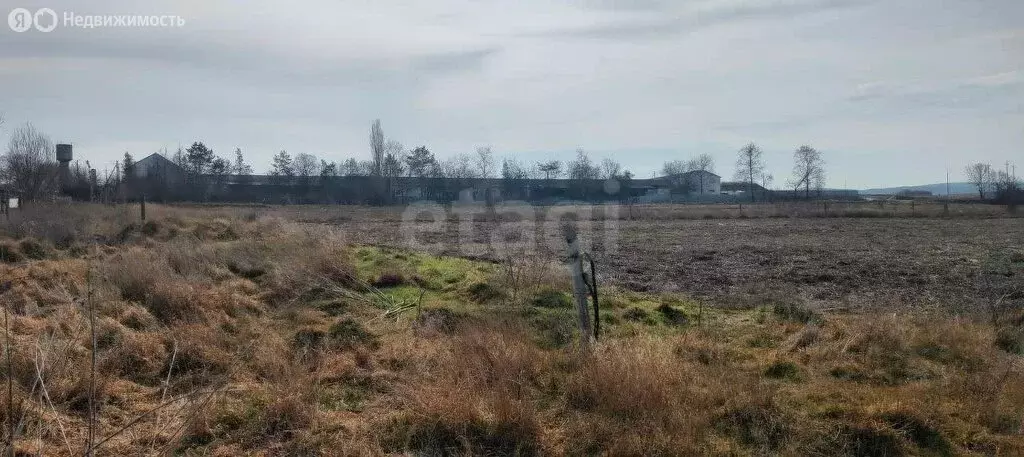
(56, 144, 72, 191)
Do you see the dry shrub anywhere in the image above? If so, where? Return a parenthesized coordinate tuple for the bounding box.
(245, 329, 294, 382)
(146, 281, 204, 324)
(182, 387, 317, 452)
(101, 248, 177, 303)
(673, 331, 734, 366)
(191, 218, 241, 241)
(813, 314, 1000, 385)
(200, 284, 265, 319)
(562, 337, 779, 454)
(50, 363, 110, 417)
(0, 203, 105, 246)
(257, 230, 355, 306)
(165, 238, 224, 280)
(100, 248, 213, 324)
(414, 307, 466, 335)
(820, 315, 934, 385)
(0, 240, 24, 263)
(714, 395, 792, 454)
(495, 254, 567, 306)
(99, 329, 168, 384)
(169, 324, 234, 390)
(118, 304, 158, 331)
(566, 339, 688, 421)
(785, 323, 821, 351)
(18, 238, 48, 260)
(385, 326, 786, 455)
(328, 318, 378, 350)
(382, 326, 546, 455)
(215, 241, 271, 281)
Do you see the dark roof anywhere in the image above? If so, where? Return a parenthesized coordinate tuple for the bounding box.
(135, 153, 183, 170)
(720, 181, 768, 192)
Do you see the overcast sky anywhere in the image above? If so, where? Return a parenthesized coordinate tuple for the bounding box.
(1, 0, 1021, 188)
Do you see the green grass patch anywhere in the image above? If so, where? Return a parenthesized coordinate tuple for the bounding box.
(531, 289, 572, 308)
(772, 302, 823, 324)
(656, 303, 689, 326)
(523, 307, 577, 349)
(622, 307, 654, 324)
(329, 318, 378, 349)
(764, 360, 802, 381)
(313, 299, 350, 316)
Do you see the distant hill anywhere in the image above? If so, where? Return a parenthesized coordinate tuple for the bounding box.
(861, 182, 976, 196)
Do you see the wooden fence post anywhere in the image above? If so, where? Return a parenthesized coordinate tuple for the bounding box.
(140, 194, 146, 222)
(565, 228, 592, 351)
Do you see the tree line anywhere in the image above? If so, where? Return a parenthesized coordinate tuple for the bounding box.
(657, 143, 826, 201)
(965, 162, 1022, 204)
(0, 118, 642, 204)
(1, 114, 1018, 205)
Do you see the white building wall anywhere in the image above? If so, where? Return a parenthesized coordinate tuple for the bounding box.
(686, 170, 721, 194)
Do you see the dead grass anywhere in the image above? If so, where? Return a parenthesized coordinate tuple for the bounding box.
(0, 203, 1020, 455)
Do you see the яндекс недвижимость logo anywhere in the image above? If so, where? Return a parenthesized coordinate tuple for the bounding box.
(8, 8, 184, 32)
(8, 7, 57, 32)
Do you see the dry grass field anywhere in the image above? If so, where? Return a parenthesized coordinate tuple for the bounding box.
(0, 202, 1021, 455)
(305, 201, 1023, 311)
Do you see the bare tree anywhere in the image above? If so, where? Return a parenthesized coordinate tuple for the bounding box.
(383, 140, 405, 178)
(1, 122, 57, 201)
(991, 169, 1022, 204)
(567, 148, 600, 199)
(341, 158, 370, 176)
(475, 146, 494, 178)
(733, 143, 766, 202)
(964, 162, 994, 200)
(688, 153, 715, 194)
(370, 119, 385, 176)
(442, 153, 475, 180)
(502, 158, 529, 180)
(601, 158, 622, 179)
(762, 173, 774, 201)
(293, 153, 318, 188)
(660, 160, 690, 191)
(789, 145, 825, 199)
(568, 148, 600, 181)
(662, 160, 688, 176)
(501, 158, 529, 199)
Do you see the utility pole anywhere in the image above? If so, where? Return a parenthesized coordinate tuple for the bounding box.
(945, 169, 950, 215)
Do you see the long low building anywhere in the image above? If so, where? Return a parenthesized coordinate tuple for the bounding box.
(125, 153, 861, 204)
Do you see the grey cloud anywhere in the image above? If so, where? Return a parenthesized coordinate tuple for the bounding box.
(411, 47, 501, 74)
(0, 0, 1021, 188)
(0, 30, 497, 88)
(526, 0, 875, 40)
(848, 72, 1023, 114)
